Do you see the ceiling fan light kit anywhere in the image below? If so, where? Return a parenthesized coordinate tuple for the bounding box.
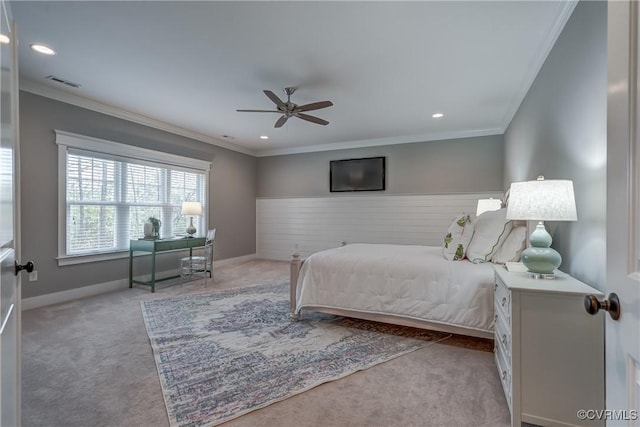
(237, 87, 333, 128)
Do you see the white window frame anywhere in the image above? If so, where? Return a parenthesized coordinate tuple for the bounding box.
(56, 130, 211, 266)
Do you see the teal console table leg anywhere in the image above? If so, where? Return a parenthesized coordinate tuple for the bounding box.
(151, 250, 156, 293)
(129, 249, 133, 288)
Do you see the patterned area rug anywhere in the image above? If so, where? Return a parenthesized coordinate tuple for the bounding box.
(140, 282, 448, 427)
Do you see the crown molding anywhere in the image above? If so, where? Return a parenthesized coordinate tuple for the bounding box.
(254, 127, 504, 157)
(20, 79, 256, 157)
(500, 0, 578, 129)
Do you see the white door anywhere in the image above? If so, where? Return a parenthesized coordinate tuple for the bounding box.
(0, 1, 20, 425)
(606, 1, 640, 426)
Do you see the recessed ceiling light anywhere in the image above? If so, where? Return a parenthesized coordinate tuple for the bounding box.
(432, 113, 444, 118)
(259, 135, 269, 140)
(0, 34, 9, 44)
(30, 44, 56, 55)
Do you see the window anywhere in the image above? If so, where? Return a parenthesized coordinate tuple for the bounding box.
(57, 131, 210, 265)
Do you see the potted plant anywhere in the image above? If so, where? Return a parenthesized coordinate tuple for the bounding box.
(147, 216, 161, 239)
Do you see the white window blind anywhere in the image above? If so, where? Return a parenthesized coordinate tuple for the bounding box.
(57, 131, 209, 260)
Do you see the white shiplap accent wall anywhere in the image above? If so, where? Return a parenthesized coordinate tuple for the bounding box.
(257, 192, 503, 261)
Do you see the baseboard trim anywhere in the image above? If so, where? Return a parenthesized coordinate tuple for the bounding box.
(21, 253, 258, 310)
(22, 277, 132, 311)
(214, 253, 257, 267)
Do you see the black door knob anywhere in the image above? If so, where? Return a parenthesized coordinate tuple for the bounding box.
(14, 260, 34, 276)
(584, 293, 621, 320)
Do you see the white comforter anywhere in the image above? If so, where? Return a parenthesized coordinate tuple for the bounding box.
(295, 244, 495, 334)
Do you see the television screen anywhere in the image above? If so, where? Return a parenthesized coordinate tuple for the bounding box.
(330, 157, 385, 192)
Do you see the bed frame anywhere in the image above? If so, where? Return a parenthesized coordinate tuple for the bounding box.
(289, 249, 494, 340)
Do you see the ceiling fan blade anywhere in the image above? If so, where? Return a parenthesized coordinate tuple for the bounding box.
(274, 115, 289, 128)
(263, 90, 287, 109)
(236, 109, 281, 113)
(296, 113, 329, 126)
(295, 101, 333, 112)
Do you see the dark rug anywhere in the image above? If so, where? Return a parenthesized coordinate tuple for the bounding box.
(140, 282, 449, 427)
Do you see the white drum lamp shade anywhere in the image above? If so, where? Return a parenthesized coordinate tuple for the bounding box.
(181, 201, 203, 237)
(506, 177, 577, 278)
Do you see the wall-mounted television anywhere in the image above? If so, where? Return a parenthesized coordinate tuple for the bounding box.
(330, 157, 386, 192)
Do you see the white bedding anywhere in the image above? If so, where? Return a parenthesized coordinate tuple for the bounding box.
(295, 243, 495, 334)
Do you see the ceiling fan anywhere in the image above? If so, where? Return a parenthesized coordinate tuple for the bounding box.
(237, 87, 333, 128)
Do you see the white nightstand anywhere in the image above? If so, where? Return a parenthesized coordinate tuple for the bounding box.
(494, 266, 605, 426)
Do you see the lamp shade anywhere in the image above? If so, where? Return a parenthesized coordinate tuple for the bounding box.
(506, 178, 577, 221)
(476, 198, 502, 216)
(181, 201, 202, 216)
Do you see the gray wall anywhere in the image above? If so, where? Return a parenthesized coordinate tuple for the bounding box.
(504, 1, 607, 289)
(257, 135, 504, 198)
(20, 92, 257, 298)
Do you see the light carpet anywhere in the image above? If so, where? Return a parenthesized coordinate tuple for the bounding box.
(140, 282, 449, 427)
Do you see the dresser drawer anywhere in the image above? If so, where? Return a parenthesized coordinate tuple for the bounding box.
(494, 276, 511, 322)
(495, 338, 512, 411)
(494, 312, 511, 359)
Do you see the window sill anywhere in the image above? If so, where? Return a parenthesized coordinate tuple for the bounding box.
(57, 251, 130, 266)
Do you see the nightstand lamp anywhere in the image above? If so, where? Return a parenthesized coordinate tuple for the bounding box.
(181, 201, 202, 237)
(506, 176, 577, 279)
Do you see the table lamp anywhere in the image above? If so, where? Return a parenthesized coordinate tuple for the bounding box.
(181, 201, 202, 237)
(506, 176, 577, 279)
(476, 198, 502, 216)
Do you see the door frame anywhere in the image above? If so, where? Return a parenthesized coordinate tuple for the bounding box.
(606, 0, 640, 424)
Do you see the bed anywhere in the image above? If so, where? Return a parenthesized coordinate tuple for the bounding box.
(289, 208, 526, 340)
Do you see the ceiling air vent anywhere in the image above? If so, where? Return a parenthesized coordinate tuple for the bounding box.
(45, 75, 81, 88)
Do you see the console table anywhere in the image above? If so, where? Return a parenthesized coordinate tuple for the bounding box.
(129, 237, 206, 292)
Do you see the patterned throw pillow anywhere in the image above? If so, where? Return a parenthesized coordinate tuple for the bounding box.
(442, 214, 475, 261)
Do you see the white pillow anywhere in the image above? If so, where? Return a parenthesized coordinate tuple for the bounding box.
(466, 208, 512, 263)
(492, 225, 527, 264)
(442, 214, 475, 261)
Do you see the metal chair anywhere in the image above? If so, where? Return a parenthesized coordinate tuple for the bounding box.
(179, 228, 215, 286)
